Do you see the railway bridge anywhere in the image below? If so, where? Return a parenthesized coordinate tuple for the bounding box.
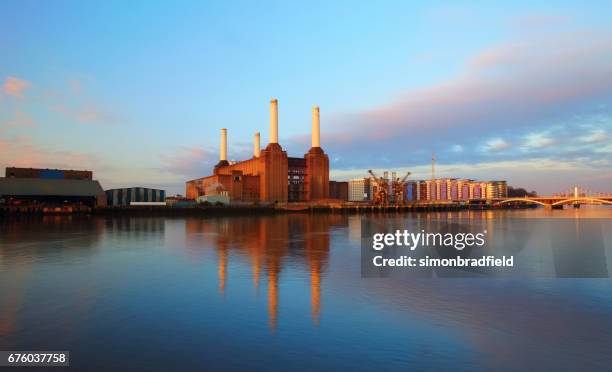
(493, 187, 612, 208)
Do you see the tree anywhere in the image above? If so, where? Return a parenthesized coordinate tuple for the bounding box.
(507, 186, 537, 197)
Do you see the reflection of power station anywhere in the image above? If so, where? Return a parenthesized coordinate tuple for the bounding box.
(185, 214, 347, 329)
(186, 99, 329, 204)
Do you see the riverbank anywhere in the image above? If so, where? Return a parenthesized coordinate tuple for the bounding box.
(0, 202, 537, 217)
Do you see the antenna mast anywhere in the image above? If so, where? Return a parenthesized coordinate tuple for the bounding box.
(431, 151, 436, 180)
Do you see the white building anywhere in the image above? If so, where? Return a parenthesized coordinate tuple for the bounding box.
(348, 178, 373, 201)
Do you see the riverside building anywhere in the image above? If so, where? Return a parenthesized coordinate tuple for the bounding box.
(186, 99, 330, 204)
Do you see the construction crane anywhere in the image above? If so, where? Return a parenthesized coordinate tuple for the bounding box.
(368, 170, 389, 205)
(392, 172, 411, 204)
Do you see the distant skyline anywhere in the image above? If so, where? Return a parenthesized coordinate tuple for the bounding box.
(1, 1, 611, 195)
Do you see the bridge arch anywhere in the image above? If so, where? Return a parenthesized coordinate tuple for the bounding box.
(551, 197, 612, 206)
(494, 198, 548, 207)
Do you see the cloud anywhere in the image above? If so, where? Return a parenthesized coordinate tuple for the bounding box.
(52, 102, 121, 125)
(158, 146, 219, 179)
(0, 135, 182, 192)
(451, 144, 464, 152)
(483, 138, 509, 152)
(72, 102, 120, 124)
(579, 129, 608, 144)
(1, 108, 35, 128)
(331, 157, 612, 194)
(291, 27, 612, 192)
(2, 77, 30, 99)
(47, 78, 123, 125)
(522, 132, 555, 150)
(0, 136, 101, 170)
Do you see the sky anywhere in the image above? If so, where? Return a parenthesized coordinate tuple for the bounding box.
(1, 0, 611, 195)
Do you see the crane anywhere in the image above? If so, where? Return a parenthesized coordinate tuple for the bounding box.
(392, 172, 411, 204)
(368, 170, 389, 205)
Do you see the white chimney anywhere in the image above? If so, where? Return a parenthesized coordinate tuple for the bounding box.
(254, 132, 261, 157)
(220, 128, 227, 161)
(270, 99, 278, 144)
(312, 106, 320, 148)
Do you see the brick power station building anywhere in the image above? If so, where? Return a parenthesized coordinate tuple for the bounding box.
(186, 99, 330, 204)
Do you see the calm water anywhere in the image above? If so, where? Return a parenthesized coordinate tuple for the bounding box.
(1, 209, 612, 371)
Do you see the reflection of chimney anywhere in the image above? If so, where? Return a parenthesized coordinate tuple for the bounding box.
(252, 254, 261, 289)
(218, 249, 227, 294)
(270, 99, 278, 144)
(312, 106, 320, 148)
(254, 132, 261, 157)
(311, 267, 320, 326)
(268, 270, 278, 330)
(220, 128, 227, 161)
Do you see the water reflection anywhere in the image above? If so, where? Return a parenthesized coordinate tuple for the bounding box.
(1, 209, 611, 370)
(184, 214, 347, 328)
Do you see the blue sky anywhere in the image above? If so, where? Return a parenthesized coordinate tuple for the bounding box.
(1, 0, 611, 194)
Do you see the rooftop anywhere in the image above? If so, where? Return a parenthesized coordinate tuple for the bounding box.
(0, 178, 105, 197)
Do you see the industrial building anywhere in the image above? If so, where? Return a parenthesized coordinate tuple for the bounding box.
(105, 187, 166, 206)
(186, 99, 330, 204)
(0, 167, 106, 208)
(329, 181, 349, 201)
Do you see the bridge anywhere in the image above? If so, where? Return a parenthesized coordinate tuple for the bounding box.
(493, 186, 612, 208)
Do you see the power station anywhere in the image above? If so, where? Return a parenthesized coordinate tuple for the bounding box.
(186, 99, 330, 203)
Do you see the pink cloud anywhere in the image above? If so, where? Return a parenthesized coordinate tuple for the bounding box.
(44, 77, 123, 125)
(158, 146, 218, 179)
(1, 108, 35, 128)
(75, 103, 119, 124)
(484, 138, 509, 152)
(51, 101, 121, 125)
(2, 76, 30, 99)
(308, 30, 612, 162)
(0, 136, 101, 171)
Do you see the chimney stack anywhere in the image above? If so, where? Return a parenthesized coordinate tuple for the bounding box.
(270, 99, 278, 144)
(312, 106, 320, 148)
(220, 128, 227, 161)
(254, 132, 261, 157)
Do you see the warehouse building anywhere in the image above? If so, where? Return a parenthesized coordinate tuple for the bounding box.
(0, 167, 106, 207)
(5, 167, 92, 180)
(105, 187, 166, 206)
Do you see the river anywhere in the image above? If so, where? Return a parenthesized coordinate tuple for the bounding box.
(1, 208, 611, 370)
